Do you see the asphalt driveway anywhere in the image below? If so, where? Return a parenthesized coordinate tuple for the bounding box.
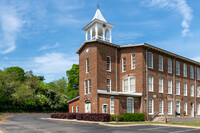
(1, 113, 200, 133)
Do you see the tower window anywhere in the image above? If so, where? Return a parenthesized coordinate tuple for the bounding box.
(107, 78, 111, 92)
(106, 56, 111, 71)
(122, 57, 126, 72)
(88, 79, 91, 94)
(84, 80, 88, 95)
(86, 58, 89, 73)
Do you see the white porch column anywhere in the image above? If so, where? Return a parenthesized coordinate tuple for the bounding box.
(90, 29, 92, 40)
(86, 31, 88, 41)
(109, 29, 112, 43)
(103, 27, 105, 41)
(95, 23, 98, 39)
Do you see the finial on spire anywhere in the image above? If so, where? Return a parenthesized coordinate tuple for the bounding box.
(97, 4, 99, 9)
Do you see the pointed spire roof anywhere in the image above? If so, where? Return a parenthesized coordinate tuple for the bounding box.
(92, 9, 107, 22)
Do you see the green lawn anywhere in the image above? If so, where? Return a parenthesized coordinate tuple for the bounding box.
(0, 115, 4, 118)
(107, 122, 200, 127)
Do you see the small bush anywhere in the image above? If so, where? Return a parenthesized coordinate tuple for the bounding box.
(123, 113, 145, 121)
(76, 113, 110, 122)
(110, 114, 116, 121)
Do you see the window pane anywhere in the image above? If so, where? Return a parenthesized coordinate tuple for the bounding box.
(106, 56, 111, 71)
(131, 54, 135, 69)
(84, 80, 88, 94)
(159, 55, 163, 71)
(130, 77, 136, 92)
(107, 79, 111, 92)
(190, 66, 194, 79)
(184, 83, 187, 96)
(176, 81, 180, 95)
(176, 61, 180, 75)
(102, 105, 107, 113)
(86, 58, 89, 73)
(110, 97, 114, 114)
(159, 78, 163, 93)
(184, 102, 187, 114)
(168, 59, 172, 73)
(184, 63, 187, 77)
(168, 80, 172, 94)
(159, 100, 163, 114)
(124, 79, 128, 92)
(127, 98, 134, 113)
(149, 99, 153, 114)
(88, 79, 91, 94)
(168, 101, 172, 114)
(149, 76, 153, 91)
(148, 52, 153, 68)
(191, 85, 194, 97)
(122, 57, 126, 72)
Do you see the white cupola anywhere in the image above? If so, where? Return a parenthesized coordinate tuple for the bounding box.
(83, 8, 114, 43)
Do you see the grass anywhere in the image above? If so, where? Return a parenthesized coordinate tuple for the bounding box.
(0, 115, 4, 118)
(107, 121, 200, 127)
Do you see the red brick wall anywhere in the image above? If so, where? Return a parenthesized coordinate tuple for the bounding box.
(69, 99, 79, 113)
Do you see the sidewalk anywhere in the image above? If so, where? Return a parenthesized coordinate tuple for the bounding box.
(41, 118, 200, 129)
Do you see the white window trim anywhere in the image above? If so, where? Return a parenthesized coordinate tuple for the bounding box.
(84, 80, 87, 95)
(159, 55, 163, 71)
(122, 76, 136, 93)
(168, 101, 173, 115)
(72, 106, 74, 113)
(127, 97, 134, 113)
(183, 63, 187, 77)
(184, 83, 187, 96)
(149, 98, 154, 115)
(197, 103, 200, 115)
(184, 102, 187, 115)
(148, 75, 154, 92)
(159, 77, 164, 93)
(107, 78, 111, 92)
(122, 57, 126, 72)
(191, 84, 194, 97)
(159, 99, 164, 115)
(176, 81, 180, 95)
(131, 53, 136, 70)
(110, 96, 114, 114)
(106, 56, 111, 72)
(168, 79, 172, 94)
(88, 79, 91, 94)
(148, 52, 153, 69)
(168, 58, 172, 74)
(102, 104, 108, 113)
(176, 61, 180, 76)
(76, 106, 79, 113)
(86, 58, 89, 74)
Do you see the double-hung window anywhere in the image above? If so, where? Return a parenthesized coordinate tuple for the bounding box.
(197, 103, 200, 115)
(148, 52, 153, 69)
(127, 97, 134, 113)
(184, 83, 187, 96)
(88, 79, 91, 94)
(168, 58, 172, 73)
(190, 84, 194, 97)
(190, 66, 194, 79)
(197, 86, 200, 97)
(183, 63, 187, 77)
(176, 81, 180, 95)
(102, 104, 108, 113)
(159, 55, 163, 71)
(159, 99, 163, 114)
(168, 79, 172, 94)
(184, 102, 187, 115)
(122, 57, 126, 72)
(149, 99, 154, 114)
(159, 78, 163, 93)
(176, 61, 180, 75)
(86, 58, 89, 73)
(84, 80, 88, 95)
(110, 97, 114, 114)
(168, 101, 172, 114)
(76, 106, 79, 113)
(148, 76, 153, 92)
(197, 67, 200, 80)
(123, 77, 136, 93)
(107, 78, 111, 92)
(131, 53, 135, 69)
(106, 56, 111, 71)
(72, 106, 74, 113)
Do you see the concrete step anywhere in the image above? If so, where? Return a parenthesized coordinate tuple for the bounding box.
(153, 117, 165, 122)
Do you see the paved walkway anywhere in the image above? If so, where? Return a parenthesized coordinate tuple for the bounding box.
(1, 114, 200, 133)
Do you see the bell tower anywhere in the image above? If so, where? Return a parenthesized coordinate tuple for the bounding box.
(83, 7, 114, 43)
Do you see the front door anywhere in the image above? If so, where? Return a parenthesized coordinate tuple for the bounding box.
(191, 103, 194, 117)
(85, 102, 91, 113)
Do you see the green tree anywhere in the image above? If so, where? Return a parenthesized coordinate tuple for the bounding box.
(5, 67, 25, 81)
(66, 64, 79, 99)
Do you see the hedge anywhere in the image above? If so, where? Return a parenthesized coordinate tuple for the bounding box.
(51, 113, 110, 122)
(123, 113, 145, 121)
(110, 114, 116, 121)
(51, 113, 77, 119)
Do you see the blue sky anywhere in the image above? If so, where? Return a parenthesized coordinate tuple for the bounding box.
(0, 0, 200, 82)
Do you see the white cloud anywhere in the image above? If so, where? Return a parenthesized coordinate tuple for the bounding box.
(0, 4, 24, 54)
(192, 57, 200, 62)
(143, 0, 192, 36)
(39, 42, 59, 51)
(31, 52, 78, 82)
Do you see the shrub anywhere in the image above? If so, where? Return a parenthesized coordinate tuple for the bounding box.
(110, 114, 116, 121)
(76, 113, 110, 122)
(118, 113, 124, 121)
(51, 113, 77, 119)
(123, 113, 145, 121)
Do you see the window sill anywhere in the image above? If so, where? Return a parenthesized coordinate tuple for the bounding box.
(159, 70, 163, 72)
(148, 67, 153, 69)
(159, 92, 164, 94)
(149, 113, 154, 115)
(168, 113, 173, 115)
(107, 70, 111, 72)
(168, 72, 172, 74)
(159, 113, 164, 115)
(131, 68, 135, 70)
(167, 93, 172, 95)
(149, 91, 154, 92)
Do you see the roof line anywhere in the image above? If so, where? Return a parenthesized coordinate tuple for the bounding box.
(67, 96, 79, 103)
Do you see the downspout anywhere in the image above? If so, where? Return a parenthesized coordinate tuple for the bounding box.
(146, 49, 148, 120)
(115, 48, 118, 92)
(173, 58, 176, 117)
(195, 66, 197, 117)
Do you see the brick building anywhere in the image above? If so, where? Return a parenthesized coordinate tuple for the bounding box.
(69, 8, 200, 119)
